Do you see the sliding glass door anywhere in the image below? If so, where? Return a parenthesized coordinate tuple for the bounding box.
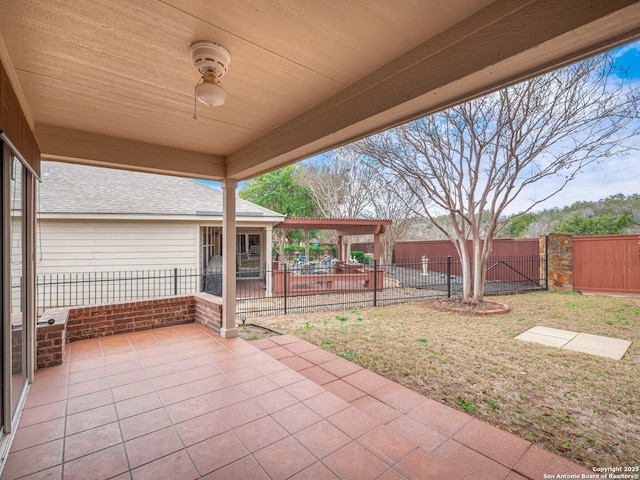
(9, 153, 27, 422)
(2, 140, 31, 460)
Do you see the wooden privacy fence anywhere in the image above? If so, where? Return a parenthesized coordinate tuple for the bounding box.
(573, 234, 640, 294)
(390, 234, 639, 295)
(392, 238, 542, 287)
(393, 238, 539, 262)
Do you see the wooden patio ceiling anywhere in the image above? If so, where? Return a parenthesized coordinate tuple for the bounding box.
(2, 1, 640, 181)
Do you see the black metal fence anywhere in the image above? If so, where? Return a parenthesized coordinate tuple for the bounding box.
(37, 254, 545, 318)
(236, 255, 546, 318)
(36, 268, 204, 315)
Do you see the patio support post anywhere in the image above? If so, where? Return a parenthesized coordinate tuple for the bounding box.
(373, 233, 381, 263)
(221, 179, 238, 338)
(338, 235, 344, 262)
(265, 226, 273, 297)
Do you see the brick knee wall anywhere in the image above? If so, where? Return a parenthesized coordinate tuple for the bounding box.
(37, 307, 69, 369)
(37, 294, 229, 368)
(37, 295, 225, 368)
(12, 313, 24, 374)
(65, 296, 196, 343)
(37, 324, 66, 368)
(193, 292, 223, 334)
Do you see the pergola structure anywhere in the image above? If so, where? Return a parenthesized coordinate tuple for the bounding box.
(275, 217, 392, 263)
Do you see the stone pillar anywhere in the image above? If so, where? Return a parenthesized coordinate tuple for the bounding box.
(540, 233, 573, 292)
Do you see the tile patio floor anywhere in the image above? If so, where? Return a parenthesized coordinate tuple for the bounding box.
(2, 324, 593, 480)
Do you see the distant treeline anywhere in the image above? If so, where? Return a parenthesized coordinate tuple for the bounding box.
(499, 193, 640, 237)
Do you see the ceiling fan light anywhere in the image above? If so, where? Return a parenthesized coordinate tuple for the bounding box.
(195, 80, 227, 107)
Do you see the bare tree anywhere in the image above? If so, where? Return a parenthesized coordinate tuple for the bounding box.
(354, 53, 640, 302)
(300, 149, 373, 218)
(299, 149, 374, 259)
(365, 171, 417, 264)
(300, 148, 417, 263)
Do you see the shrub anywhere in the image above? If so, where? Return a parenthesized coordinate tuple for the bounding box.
(350, 250, 366, 264)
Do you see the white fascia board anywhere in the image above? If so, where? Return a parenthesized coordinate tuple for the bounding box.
(38, 213, 200, 221)
(38, 213, 284, 225)
(236, 216, 285, 226)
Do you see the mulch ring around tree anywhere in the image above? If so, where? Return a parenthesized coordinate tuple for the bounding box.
(426, 297, 510, 315)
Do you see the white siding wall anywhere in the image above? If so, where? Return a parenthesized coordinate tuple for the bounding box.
(37, 219, 198, 273)
(35, 219, 200, 313)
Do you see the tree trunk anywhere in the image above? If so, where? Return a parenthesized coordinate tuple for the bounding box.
(303, 229, 310, 259)
(456, 239, 473, 301)
(345, 237, 353, 262)
(472, 236, 484, 301)
(276, 230, 286, 261)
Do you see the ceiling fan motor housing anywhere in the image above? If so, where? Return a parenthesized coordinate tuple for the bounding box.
(190, 41, 230, 79)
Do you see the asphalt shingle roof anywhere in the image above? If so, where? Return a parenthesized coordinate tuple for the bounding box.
(38, 162, 282, 218)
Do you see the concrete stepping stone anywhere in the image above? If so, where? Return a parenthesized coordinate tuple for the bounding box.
(563, 332, 632, 360)
(516, 326, 631, 360)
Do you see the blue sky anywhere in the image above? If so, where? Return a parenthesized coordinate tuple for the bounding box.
(506, 40, 640, 214)
(197, 40, 640, 215)
(612, 41, 640, 78)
